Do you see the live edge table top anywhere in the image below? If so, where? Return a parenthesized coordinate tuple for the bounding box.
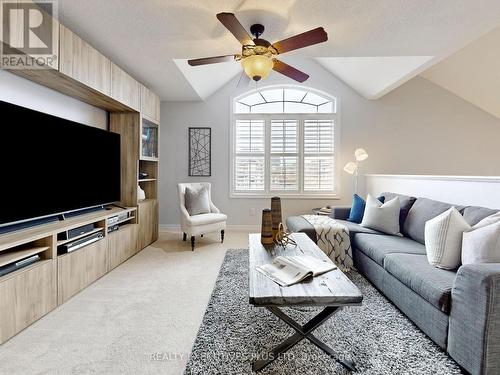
(248, 233, 363, 307)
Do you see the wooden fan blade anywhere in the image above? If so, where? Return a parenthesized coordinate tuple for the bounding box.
(272, 27, 327, 54)
(273, 60, 309, 82)
(216, 12, 254, 45)
(188, 55, 235, 66)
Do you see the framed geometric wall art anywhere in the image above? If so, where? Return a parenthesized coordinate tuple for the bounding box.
(188, 127, 211, 177)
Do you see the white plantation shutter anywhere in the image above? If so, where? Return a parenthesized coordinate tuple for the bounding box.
(270, 120, 298, 191)
(235, 120, 265, 153)
(234, 120, 265, 191)
(232, 88, 338, 196)
(303, 120, 335, 191)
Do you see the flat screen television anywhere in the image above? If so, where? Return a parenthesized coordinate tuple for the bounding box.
(0, 100, 121, 227)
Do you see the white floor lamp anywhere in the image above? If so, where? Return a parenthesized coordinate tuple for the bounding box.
(343, 148, 368, 194)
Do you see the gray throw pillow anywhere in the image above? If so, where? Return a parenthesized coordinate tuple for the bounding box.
(185, 186, 210, 216)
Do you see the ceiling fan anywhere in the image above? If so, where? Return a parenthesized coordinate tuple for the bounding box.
(187, 12, 328, 83)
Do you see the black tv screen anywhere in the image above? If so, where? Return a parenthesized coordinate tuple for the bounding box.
(0, 100, 121, 227)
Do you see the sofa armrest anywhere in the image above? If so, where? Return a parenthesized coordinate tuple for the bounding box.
(329, 206, 351, 220)
(448, 264, 500, 375)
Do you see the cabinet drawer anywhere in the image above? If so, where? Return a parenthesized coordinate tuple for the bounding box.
(140, 84, 160, 122)
(57, 239, 108, 305)
(138, 199, 158, 249)
(108, 224, 138, 270)
(59, 24, 111, 95)
(111, 63, 140, 110)
(0, 260, 56, 343)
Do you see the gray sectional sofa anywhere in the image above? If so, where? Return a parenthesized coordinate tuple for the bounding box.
(286, 192, 500, 375)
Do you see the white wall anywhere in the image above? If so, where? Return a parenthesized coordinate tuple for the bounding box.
(159, 56, 500, 227)
(0, 71, 107, 129)
(364, 174, 500, 209)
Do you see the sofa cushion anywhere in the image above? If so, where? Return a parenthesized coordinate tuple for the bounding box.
(285, 216, 317, 243)
(381, 192, 417, 229)
(403, 198, 464, 244)
(462, 206, 499, 226)
(384, 253, 456, 313)
(353, 233, 426, 266)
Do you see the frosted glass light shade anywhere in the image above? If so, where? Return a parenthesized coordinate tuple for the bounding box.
(355, 148, 368, 161)
(343, 162, 357, 175)
(241, 55, 274, 81)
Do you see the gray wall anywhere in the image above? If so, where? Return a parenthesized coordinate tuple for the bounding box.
(160, 57, 500, 226)
(0, 71, 107, 129)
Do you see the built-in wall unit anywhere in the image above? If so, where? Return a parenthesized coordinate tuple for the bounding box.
(0, 13, 160, 343)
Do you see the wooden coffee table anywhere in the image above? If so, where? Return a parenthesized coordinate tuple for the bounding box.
(248, 232, 363, 372)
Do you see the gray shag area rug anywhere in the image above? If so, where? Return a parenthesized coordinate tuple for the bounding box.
(184, 249, 463, 374)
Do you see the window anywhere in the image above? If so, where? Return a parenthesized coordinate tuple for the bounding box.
(231, 86, 338, 197)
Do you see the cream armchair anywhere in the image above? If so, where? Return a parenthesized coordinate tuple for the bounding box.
(178, 182, 227, 251)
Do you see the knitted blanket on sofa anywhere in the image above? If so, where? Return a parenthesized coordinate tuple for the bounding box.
(301, 214, 353, 270)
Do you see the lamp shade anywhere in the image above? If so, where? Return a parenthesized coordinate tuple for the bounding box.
(343, 162, 357, 175)
(241, 55, 274, 81)
(355, 148, 368, 161)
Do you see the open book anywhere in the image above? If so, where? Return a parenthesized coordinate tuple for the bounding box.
(256, 255, 336, 287)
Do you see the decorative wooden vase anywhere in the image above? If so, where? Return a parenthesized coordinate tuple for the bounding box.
(271, 196, 282, 241)
(261, 209, 274, 246)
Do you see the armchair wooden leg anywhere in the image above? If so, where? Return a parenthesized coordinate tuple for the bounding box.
(183, 233, 187, 241)
(221, 230, 225, 243)
(191, 236, 195, 251)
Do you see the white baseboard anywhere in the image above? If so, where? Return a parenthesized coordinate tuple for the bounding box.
(159, 224, 260, 232)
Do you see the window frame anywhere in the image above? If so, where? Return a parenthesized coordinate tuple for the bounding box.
(229, 85, 341, 199)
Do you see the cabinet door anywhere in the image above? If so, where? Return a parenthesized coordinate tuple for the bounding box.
(57, 239, 108, 305)
(111, 63, 141, 111)
(0, 260, 56, 343)
(59, 24, 111, 95)
(138, 200, 158, 249)
(108, 224, 139, 270)
(140, 84, 160, 122)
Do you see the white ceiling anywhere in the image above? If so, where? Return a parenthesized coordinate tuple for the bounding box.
(421, 26, 500, 120)
(56, 0, 500, 101)
(316, 56, 434, 99)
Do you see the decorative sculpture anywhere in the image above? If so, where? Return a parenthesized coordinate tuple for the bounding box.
(274, 222, 297, 249)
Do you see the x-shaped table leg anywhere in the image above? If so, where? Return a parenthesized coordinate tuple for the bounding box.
(252, 306, 357, 372)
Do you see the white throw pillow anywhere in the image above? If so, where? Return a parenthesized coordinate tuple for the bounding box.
(425, 207, 471, 270)
(462, 214, 500, 265)
(361, 195, 401, 235)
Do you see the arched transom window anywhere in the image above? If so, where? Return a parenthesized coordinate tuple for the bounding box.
(231, 86, 339, 198)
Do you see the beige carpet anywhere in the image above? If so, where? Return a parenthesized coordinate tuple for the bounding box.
(0, 230, 249, 375)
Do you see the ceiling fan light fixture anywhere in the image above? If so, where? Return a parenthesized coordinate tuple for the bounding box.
(241, 55, 274, 82)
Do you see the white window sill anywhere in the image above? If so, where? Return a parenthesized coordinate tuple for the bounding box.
(229, 193, 340, 200)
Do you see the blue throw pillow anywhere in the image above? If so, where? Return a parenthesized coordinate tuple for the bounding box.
(348, 194, 385, 223)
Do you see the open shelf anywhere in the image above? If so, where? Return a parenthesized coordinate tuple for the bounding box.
(114, 215, 136, 226)
(138, 178, 156, 182)
(57, 228, 104, 246)
(0, 246, 49, 268)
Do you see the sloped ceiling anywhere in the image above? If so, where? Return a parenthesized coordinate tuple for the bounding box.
(316, 56, 434, 99)
(421, 26, 500, 120)
(173, 59, 242, 100)
(55, 0, 500, 101)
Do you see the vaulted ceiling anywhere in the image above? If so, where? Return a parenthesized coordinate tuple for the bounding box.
(57, 0, 500, 102)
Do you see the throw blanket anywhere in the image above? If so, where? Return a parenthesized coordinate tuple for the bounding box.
(301, 214, 353, 270)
